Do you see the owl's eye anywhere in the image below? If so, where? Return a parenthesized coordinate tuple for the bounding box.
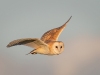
(55, 46, 58, 48)
(60, 46, 62, 48)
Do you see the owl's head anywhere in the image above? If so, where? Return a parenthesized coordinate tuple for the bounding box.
(49, 41, 64, 55)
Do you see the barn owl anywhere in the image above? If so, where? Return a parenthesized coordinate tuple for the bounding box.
(7, 16, 72, 55)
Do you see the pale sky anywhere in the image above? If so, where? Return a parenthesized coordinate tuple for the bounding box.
(0, 0, 100, 75)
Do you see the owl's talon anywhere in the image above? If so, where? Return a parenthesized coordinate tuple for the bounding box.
(26, 53, 30, 55)
(31, 52, 37, 54)
(26, 52, 37, 55)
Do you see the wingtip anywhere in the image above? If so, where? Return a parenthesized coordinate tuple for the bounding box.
(70, 16, 72, 19)
(62, 16, 72, 26)
(6, 45, 9, 48)
(66, 16, 72, 23)
(6, 44, 11, 48)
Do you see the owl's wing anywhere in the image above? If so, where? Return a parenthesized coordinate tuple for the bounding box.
(7, 38, 48, 48)
(41, 16, 72, 42)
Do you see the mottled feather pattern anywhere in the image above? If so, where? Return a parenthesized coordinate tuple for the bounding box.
(41, 16, 72, 42)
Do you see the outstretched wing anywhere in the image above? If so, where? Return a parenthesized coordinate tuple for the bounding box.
(41, 16, 72, 42)
(7, 38, 48, 48)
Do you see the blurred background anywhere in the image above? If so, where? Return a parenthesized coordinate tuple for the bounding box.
(0, 0, 100, 75)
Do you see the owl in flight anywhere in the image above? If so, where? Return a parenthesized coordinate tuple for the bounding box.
(7, 16, 72, 55)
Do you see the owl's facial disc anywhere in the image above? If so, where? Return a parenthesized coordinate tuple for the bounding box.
(52, 41, 64, 54)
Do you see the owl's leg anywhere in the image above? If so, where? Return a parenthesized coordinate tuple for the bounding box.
(26, 49, 37, 55)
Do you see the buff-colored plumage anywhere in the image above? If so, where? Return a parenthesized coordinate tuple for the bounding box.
(7, 16, 72, 55)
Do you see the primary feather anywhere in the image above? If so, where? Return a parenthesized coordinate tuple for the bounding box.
(7, 38, 48, 48)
